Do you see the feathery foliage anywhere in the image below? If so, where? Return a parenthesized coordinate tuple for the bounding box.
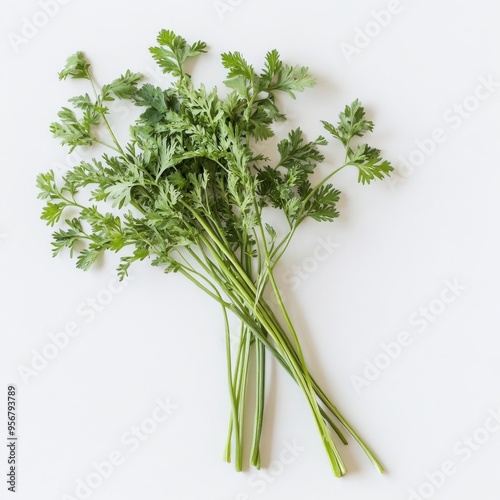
(38, 30, 393, 477)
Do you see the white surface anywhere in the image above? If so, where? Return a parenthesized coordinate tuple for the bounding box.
(1, 1, 500, 499)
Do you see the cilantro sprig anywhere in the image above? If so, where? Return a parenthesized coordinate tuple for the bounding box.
(38, 30, 393, 477)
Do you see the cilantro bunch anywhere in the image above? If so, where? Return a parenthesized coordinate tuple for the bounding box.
(38, 30, 393, 476)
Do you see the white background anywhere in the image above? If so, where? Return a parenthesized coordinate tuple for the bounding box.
(1, 1, 500, 499)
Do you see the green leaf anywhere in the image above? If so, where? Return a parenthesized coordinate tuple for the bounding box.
(268, 64, 315, 98)
(348, 144, 393, 184)
(221, 51, 255, 80)
(261, 49, 283, 83)
(51, 220, 85, 256)
(134, 84, 168, 110)
(117, 247, 149, 280)
(189, 40, 208, 58)
(277, 128, 325, 172)
(284, 197, 302, 221)
(306, 184, 341, 222)
(58, 52, 91, 80)
(247, 118, 274, 141)
(41, 202, 66, 226)
(68, 94, 95, 111)
(37, 171, 59, 200)
(76, 247, 101, 270)
(223, 75, 249, 98)
(322, 99, 392, 184)
(264, 223, 277, 246)
(102, 70, 143, 101)
(50, 107, 98, 152)
(63, 160, 103, 191)
(104, 182, 135, 208)
(322, 99, 374, 146)
(150, 30, 207, 77)
(155, 180, 181, 211)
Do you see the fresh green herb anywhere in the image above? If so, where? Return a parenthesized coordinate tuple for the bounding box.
(38, 29, 393, 477)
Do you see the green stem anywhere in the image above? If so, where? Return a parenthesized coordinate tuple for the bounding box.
(181, 210, 382, 474)
(178, 254, 350, 448)
(88, 77, 127, 157)
(199, 232, 345, 475)
(222, 292, 242, 470)
(255, 197, 345, 475)
(251, 339, 265, 468)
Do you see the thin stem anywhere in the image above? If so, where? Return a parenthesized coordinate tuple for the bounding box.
(88, 77, 127, 157)
(181, 206, 380, 474)
(175, 261, 242, 469)
(199, 227, 345, 475)
(251, 339, 265, 468)
(296, 164, 348, 224)
(179, 250, 350, 449)
(222, 291, 242, 470)
(94, 139, 122, 153)
(254, 194, 345, 475)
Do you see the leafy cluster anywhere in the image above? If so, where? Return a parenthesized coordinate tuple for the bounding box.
(40, 37, 391, 276)
(321, 99, 392, 184)
(38, 30, 393, 477)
